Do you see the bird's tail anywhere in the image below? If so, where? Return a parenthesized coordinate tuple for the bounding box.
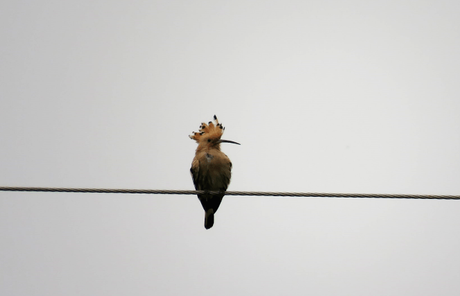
(204, 208, 214, 229)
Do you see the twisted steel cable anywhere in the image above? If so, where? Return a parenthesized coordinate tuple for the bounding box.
(0, 186, 459, 199)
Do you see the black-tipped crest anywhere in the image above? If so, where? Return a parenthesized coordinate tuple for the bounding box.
(190, 115, 239, 145)
(189, 115, 224, 143)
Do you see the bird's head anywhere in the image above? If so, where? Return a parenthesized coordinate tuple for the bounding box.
(190, 115, 240, 150)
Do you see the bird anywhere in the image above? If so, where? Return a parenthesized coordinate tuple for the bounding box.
(189, 115, 240, 229)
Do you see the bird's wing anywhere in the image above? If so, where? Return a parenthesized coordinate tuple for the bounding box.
(222, 160, 232, 191)
(190, 159, 201, 190)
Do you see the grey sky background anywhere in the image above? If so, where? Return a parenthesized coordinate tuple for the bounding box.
(1, 1, 460, 295)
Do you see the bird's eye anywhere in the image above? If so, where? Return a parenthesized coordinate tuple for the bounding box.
(207, 139, 211, 142)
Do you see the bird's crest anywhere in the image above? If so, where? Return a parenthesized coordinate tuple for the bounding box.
(189, 115, 225, 143)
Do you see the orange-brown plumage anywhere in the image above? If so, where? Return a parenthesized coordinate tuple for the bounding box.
(190, 115, 239, 229)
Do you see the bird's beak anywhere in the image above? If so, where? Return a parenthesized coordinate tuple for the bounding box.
(219, 139, 241, 145)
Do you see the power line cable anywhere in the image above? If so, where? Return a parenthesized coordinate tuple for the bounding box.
(0, 186, 459, 200)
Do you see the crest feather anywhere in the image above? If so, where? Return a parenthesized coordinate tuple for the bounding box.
(189, 115, 225, 142)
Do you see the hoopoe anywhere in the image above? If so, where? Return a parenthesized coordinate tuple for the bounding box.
(190, 115, 240, 229)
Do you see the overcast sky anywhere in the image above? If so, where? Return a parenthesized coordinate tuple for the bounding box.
(1, 1, 460, 295)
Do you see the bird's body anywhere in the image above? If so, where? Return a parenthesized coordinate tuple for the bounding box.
(190, 115, 239, 229)
(191, 150, 231, 228)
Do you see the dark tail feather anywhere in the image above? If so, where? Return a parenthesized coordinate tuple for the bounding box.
(204, 209, 214, 229)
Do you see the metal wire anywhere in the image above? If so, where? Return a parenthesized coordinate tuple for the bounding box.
(0, 186, 459, 199)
